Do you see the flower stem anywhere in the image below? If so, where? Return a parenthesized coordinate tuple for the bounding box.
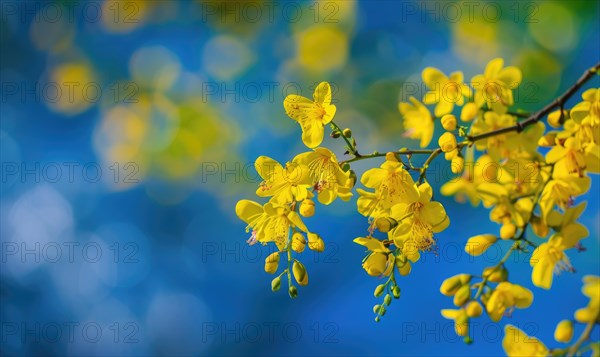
(331, 121, 361, 157)
(566, 321, 597, 357)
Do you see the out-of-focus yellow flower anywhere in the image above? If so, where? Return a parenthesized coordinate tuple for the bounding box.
(486, 282, 533, 322)
(502, 325, 549, 357)
(389, 182, 449, 262)
(440, 274, 471, 296)
(235, 199, 308, 250)
(539, 176, 590, 220)
(399, 97, 434, 148)
(293, 147, 351, 204)
(465, 234, 497, 256)
(422, 68, 471, 117)
(284, 82, 337, 148)
(461, 102, 479, 122)
(465, 301, 483, 318)
(255, 156, 312, 203)
(441, 114, 458, 131)
(296, 25, 349, 73)
(441, 154, 495, 206)
(471, 111, 518, 159)
(574, 275, 599, 323)
(357, 157, 419, 218)
(471, 58, 522, 113)
(441, 309, 469, 336)
(47, 62, 96, 115)
(554, 320, 574, 343)
(438, 132, 457, 152)
(571, 88, 600, 127)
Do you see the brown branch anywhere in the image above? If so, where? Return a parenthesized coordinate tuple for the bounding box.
(467, 61, 600, 143)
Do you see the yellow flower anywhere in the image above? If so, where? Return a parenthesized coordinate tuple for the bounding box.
(255, 156, 312, 203)
(422, 68, 472, 116)
(307, 232, 325, 252)
(546, 137, 587, 177)
(574, 275, 599, 323)
(283, 82, 337, 148)
(399, 97, 434, 148)
(299, 199, 315, 217)
(502, 325, 549, 357)
(441, 154, 496, 206)
(471, 111, 517, 159)
(293, 147, 352, 204)
(235, 199, 309, 250)
(531, 202, 588, 289)
(461, 102, 479, 122)
(291, 232, 306, 253)
(471, 58, 522, 113)
(539, 175, 590, 220)
(486, 282, 533, 322)
(571, 88, 600, 127)
(440, 274, 472, 296)
(357, 157, 419, 218)
(441, 309, 469, 336)
(389, 182, 449, 262)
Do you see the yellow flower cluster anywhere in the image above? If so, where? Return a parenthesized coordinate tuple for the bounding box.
(235, 59, 599, 351)
(236, 82, 353, 297)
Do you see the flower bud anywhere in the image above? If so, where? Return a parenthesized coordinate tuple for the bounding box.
(444, 149, 458, 161)
(538, 133, 556, 147)
(455, 311, 469, 337)
(483, 266, 508, 283)
(465, 234, 497, 256)
(548, 109, 568, 128)
(288, 285, 298, 298)
(453, 284, 471, 307)
(343, 128, 352, 137)
(385, 152, 398, 162)
(374, 284, 386, 297)
(461, 102, 478, 122)
(271, 276, 281, 291)
(440, 274, 472, 296)
(292, 261, 308, 286)
(299, 199, 315, 217)
(307, 232, 325, 252)
(373, 304, 381, 314)
(330, 130, 341, 138)
(500, 223, 516, 240)
(441, 114, 457, 131)
(362, 253, 389, 277)
(292, 232, 306, 253)
(384, 294, 392, 306)
(554, 320, 574, 343)
(392, 285, 401, 299)
(264, 252, 280, 274)
(439, 132, 458, 152)
(451, 156, 465, 174)
(375, 216, 398, 233)
(465, 301, 483, 317)
(531, 216, 549, 238)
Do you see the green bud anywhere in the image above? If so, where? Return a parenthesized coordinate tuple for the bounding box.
(373, 304, 381, 314)
(330, 131, 341, 138)
(271, 277, 281, 292)
(288, 285, 298, 298)
(374, 284, 386, 297)
(343, 128, 352, 137)
(463, 336, 473, 345)
(375, 316, 381, 323)
(384, 294, 392, 306)
(440, 274, 471, 296)
(341, 162, 350, 172)
(392, 286, 401, 299)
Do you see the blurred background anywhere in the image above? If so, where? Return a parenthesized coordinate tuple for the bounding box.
(1, 0, 599, 355)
